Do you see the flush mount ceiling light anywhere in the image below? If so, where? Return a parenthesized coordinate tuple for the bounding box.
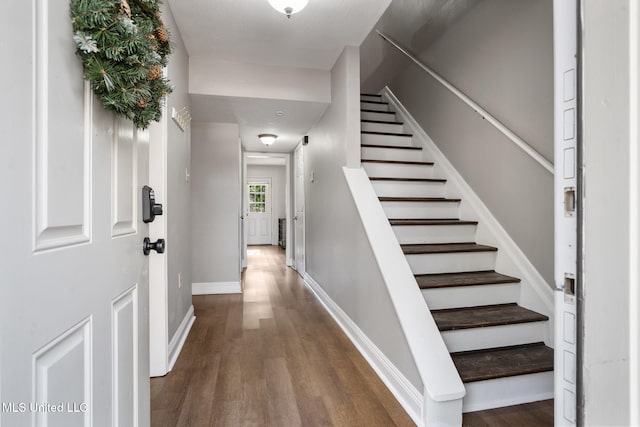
(258, 134, 278, 146)
(268, 0, 308, 18)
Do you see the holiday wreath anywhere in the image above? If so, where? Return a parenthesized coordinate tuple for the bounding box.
(70, 0, 172, 129)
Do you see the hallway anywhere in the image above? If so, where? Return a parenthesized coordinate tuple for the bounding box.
(150, 245, 414, 426)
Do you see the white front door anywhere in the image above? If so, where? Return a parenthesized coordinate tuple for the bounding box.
(247, 180, 272, 245)
(294, 144, 306, 273)
(1, 1, 151, 425)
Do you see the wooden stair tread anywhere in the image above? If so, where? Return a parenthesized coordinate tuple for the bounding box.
(362, 130, 412, 137)
(369, 177, 446, 183)
(415, 270, 520, 289)
(361, 119, 404, 125)
(360, 100, 389, 105)
(451, 342, 554, 383)
(361, 109, 395, 114)
(401, 242, 497, 254)
(390, 218, 477, 226)
(361, 144, 422, 150)
(432, 303, 548, 331)
(362, 159, 434, 166)
(379, 196, 461, 202)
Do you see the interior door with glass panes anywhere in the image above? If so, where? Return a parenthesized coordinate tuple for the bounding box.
(246, 180, 272, 245)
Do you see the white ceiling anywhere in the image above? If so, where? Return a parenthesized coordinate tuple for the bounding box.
(168, 0, 391, 70)
(168, 0, 391, 153)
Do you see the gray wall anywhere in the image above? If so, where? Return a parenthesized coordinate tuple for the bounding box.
(305, 46, 422, 389)
(363, 0, 555, 284)
(191, 122, 241, 284)
(163, 2, 194, 340)
(247, 165, 286, 246)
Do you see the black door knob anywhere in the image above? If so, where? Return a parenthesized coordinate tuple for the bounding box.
(143, 237, 165, 255)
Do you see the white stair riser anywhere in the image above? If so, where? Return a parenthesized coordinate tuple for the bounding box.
(393, 224, 477, 244)
(361, 95, 382, 102)
(406, 251, 497, 275)
(363, 162, 435, 179)
(362, 132, 413, 147)
(422, 283, 519, 310)
(382, 201, 460, 219)
(361, 121, 405, 133)
(442, 322, 546, 353)
(361, 110, 397, 121)
(361, 101, 390, 112)
(361, 147, 422, 162)
(372, 181, 445, 198)
(463, 372, 554, 413)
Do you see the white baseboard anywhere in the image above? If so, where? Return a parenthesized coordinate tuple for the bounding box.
(167, 305, 195, 371)
(192, 281, 241, 295)
(303, 273, 422, 425)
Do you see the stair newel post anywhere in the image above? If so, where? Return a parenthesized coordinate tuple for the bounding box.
(422, 391, 463, 427)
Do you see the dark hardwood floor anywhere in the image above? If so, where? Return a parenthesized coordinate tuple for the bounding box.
(151, 245, 554, 426)
(462, 399, 554, 426)
(150, 245, 414, 426)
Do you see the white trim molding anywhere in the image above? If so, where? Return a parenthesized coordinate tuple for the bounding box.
(168, 305, 196, 371)
(303, 273, 423, 425)
(192, 281, 242, 295)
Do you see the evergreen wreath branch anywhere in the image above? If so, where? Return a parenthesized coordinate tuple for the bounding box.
(70, 0, 173, 129)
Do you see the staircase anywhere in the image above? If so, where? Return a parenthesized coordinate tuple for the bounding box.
(360, 93, 554, 412)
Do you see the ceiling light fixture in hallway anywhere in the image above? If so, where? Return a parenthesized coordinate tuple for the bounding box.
(258, 133, 278, 146)
(267, 0, 308, 18)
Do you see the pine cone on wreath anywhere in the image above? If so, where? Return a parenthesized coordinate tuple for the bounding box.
(148, 65, 162, 80)
(155, 25, 169, 44)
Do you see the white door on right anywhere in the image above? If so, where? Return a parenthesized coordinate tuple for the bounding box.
(246, 181, 272, 245)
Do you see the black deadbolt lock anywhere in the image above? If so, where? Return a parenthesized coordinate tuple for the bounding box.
(143, 237, 165, 255)
(142, 185, 163, 223)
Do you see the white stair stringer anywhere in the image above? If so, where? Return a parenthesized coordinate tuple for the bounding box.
(360, 91, 554, 414)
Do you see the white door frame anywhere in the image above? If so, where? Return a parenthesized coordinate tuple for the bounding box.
(293, 142, 306, 274)
(242, 152, 292, 267)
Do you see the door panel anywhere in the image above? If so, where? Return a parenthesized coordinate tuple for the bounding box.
(247, 181, 272, 245)
(1, 0, 150, 425)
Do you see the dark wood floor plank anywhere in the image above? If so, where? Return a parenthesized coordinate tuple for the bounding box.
(463, 399, 554, 426)
(264, 357, 303, 426)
